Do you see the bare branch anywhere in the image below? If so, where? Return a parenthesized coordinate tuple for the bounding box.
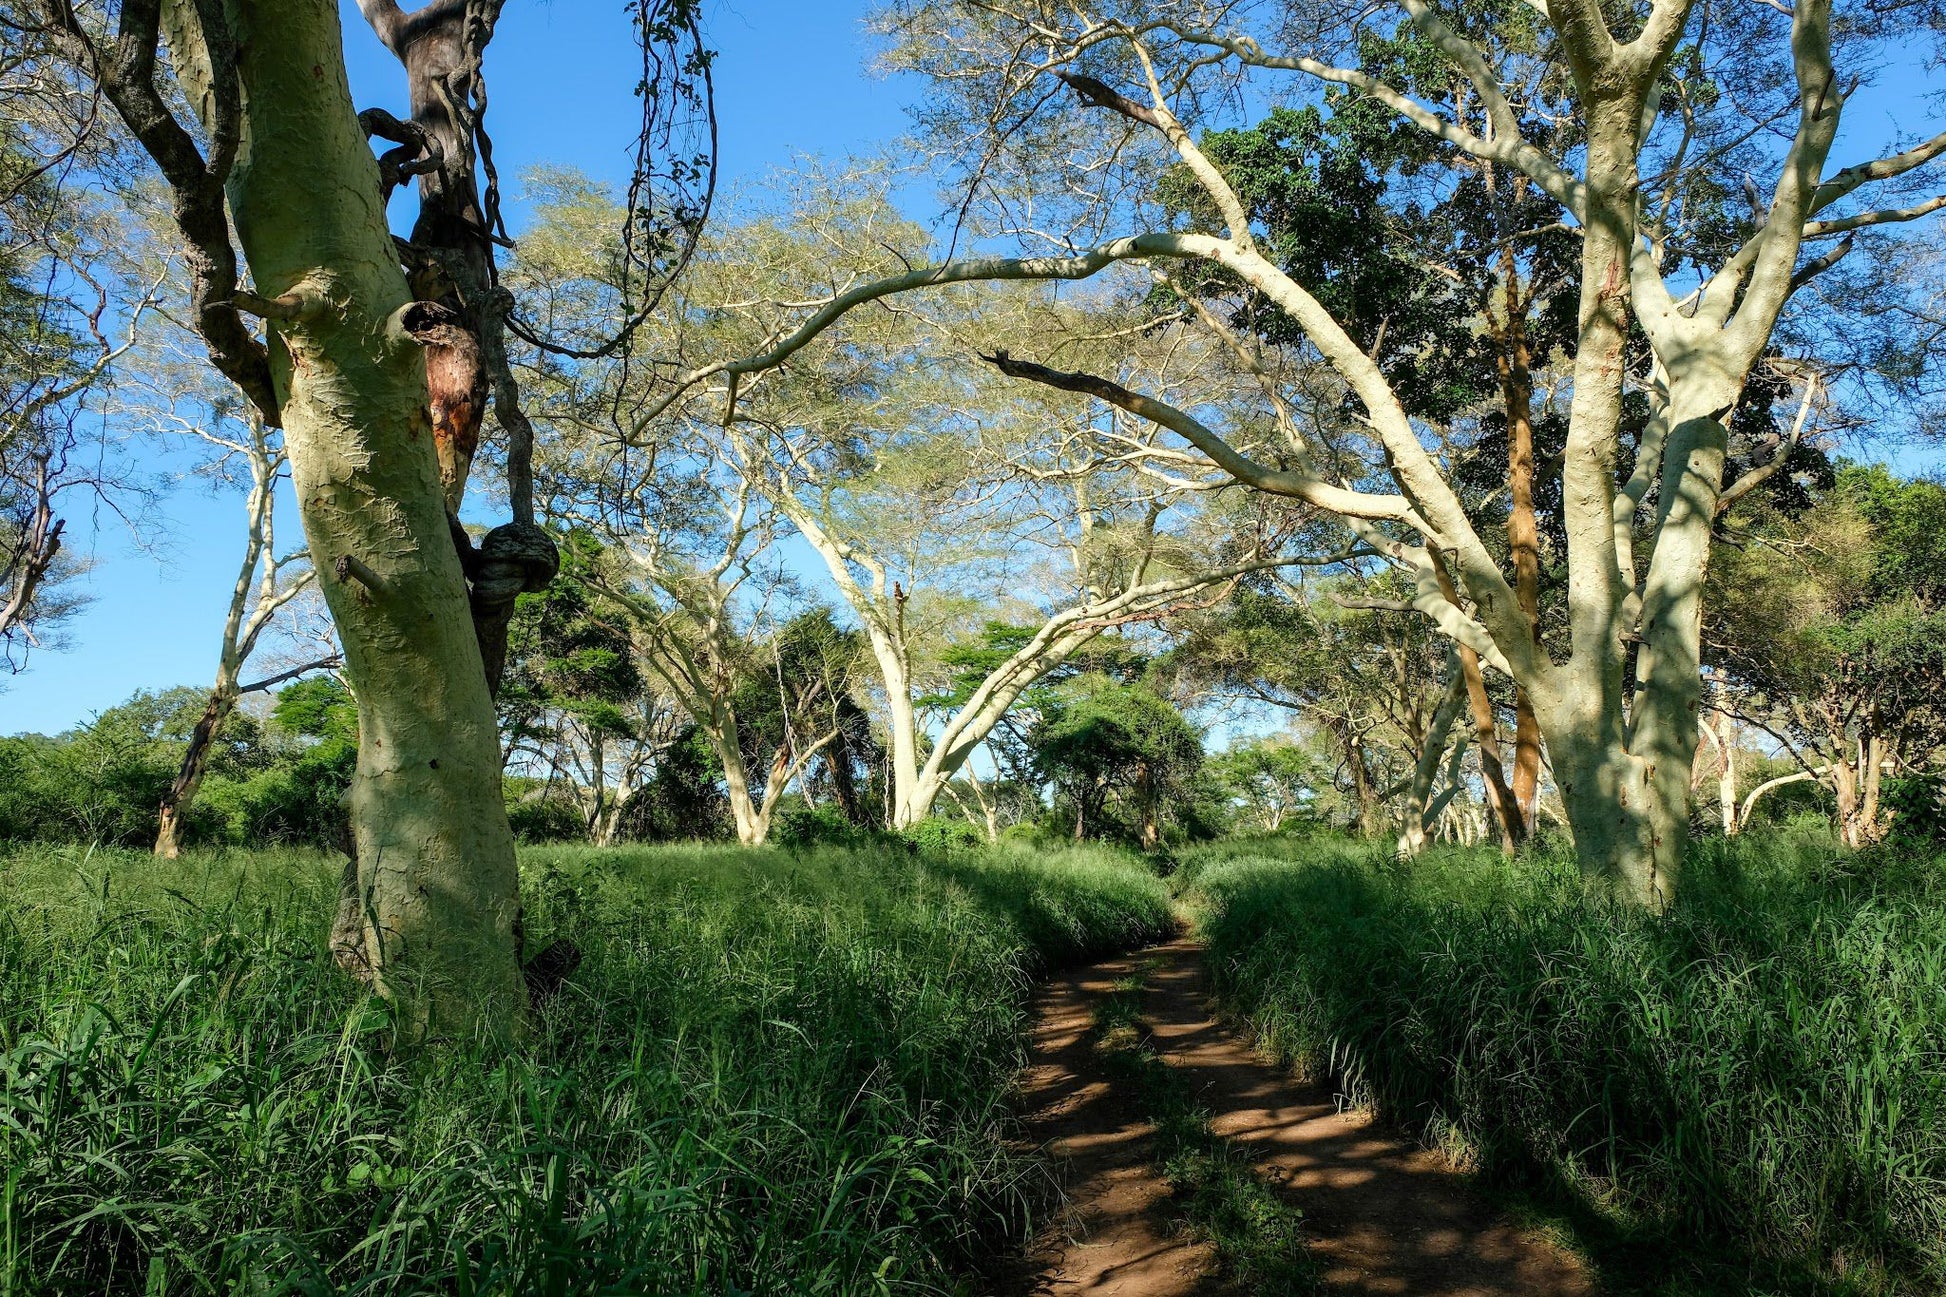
(1803, 194, 1946, 238)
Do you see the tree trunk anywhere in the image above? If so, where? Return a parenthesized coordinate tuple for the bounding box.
(173, 0, 526, 1037)
(1433, 553, 1523, 851)
(710, 725, 770, 846)
(877, 644, 930, 829)
(1549, 728, 1678, 907)
(354, 2, 555, 702)
(1718, 735, 1737, 837)
(1135, 762, 1161, 850)
(1495, 243, 1547, 836)
(1395, 661, 1467, 858)
(155, 686, 236, 858)
(1458, 649, 1522, 853)
(1698, 716, 1739, 836)
(0, 470, 63, 647)
(1831, 731, 1888, 848)
(1326, 716, 1384, 838)
(1697, 678, 1739, 836)
(591, 797, 625, 848)
(1610, 373, 1738, 905)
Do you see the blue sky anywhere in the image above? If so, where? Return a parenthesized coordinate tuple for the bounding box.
(3, 0, 912, 736)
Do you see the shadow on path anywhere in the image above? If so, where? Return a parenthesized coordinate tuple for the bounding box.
(1007, 938, 1596, 1296)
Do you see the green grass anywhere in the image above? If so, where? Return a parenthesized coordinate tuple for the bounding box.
(0, 839, 1174, 1295)
(1090, 966, 1318, 1295)
(1184, 829, 1946, 1296)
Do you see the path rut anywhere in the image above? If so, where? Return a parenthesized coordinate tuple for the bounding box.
(1008, 937, 1596, 1296)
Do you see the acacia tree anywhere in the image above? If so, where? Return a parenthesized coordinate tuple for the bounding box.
(507, 182, 873, 847)
(498, 541, 681, 846)
(1172, 576, 1479, 846)
(646, 0, 1946, 903)
(748, 434, 1289, 830)
(560, 171, 1316, 831)
(1032, 675, 1205, 845)
(1210, 735, 1316, 832)
(1709, 465, 1946, 845)
(1160, 62, 1584, 847)
(562, 468, 847, 846)
(151, 405, 330, 856)
(0, 86, 158, 669)
(711, 210, 1315, 829)
(28, 0, 710, 1031)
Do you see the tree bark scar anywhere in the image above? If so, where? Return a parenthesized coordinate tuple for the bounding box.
(421, 320, 485, 512)
(1600, 257, 1627, 300)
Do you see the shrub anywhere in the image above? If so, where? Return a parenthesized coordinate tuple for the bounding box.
(505, 792, 587, 843)
(903, 815, 986, 853)
(1883, 774, 1946, 850)
(772, 802, 874, 850)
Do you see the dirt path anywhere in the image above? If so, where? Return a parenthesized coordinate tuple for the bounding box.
(1008, 937, 1596, 1296)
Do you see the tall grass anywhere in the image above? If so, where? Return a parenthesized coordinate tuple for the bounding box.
(0, 840, 1173, 1295)
(1186, 831, 1946, 1295)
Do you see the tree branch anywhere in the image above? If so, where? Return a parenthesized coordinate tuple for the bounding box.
(239, 655, 344, 695)
(977, 350, 1419, 523)
(1802, 194, 1946, 238)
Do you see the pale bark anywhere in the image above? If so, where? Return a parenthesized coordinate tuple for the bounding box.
(1740, 767, 1820, 827)
(778, 493, 1295, 828)
(596, 497, 838, 847)
(1394, 652, 1470, 857)
(709, 711, 838, 846)
(1697, 713, 1739, 837)
(162, 0, 527, 1035)
(943, 762, 1005, 842)
(640, 0, 1926, 905)
(1739, 751, 1892, 843)
(1831, 733, 1889, 848)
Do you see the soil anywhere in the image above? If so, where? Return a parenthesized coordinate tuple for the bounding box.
(1006, 937, 1597, 1296)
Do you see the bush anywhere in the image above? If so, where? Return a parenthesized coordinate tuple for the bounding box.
(0, 718, 176, 847)
(0, 685, 355, 852)
(903, 815, 986, 853)
(504, 787, 587, 843)
(772, 802, 874, 850)
(614, 726, 732, 842)
(0, 839, 1174, 1295)
(1883, 774, 1946, 850)
(1190, 831, 1946, 1293)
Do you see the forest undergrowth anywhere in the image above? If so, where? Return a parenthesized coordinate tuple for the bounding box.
(0, 840, 1172, 1295)
(1184, 828, 1946, 1296)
